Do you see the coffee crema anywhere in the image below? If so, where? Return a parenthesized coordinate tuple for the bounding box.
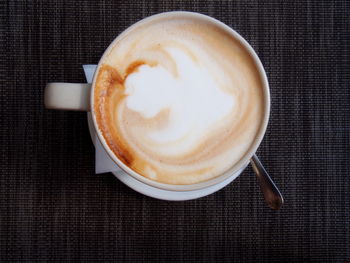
(94, 15, 264, 185)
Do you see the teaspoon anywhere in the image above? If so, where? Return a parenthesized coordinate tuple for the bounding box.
(250, 154, 284, 210)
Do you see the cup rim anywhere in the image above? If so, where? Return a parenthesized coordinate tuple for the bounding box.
(90, 11, 270, 192)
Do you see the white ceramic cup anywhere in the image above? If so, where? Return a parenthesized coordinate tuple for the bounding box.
(44, 11, 270, 192)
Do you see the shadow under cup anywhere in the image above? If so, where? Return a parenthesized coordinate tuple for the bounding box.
(90, 11, 270, 192)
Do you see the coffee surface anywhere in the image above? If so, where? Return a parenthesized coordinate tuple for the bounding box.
(94, 14, 264, 184)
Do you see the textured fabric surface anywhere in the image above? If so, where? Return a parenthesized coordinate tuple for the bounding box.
(1, 0, 349, 262)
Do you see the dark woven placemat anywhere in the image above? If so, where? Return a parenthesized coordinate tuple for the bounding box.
(1, 0, 349, 262)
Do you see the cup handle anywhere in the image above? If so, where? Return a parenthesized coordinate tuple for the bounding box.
(44, 83, 91, 111)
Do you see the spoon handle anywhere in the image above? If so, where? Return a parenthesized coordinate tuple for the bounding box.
(250, 154, 284, 210)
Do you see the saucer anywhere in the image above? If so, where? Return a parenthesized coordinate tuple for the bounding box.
(87, 113, 247, 201)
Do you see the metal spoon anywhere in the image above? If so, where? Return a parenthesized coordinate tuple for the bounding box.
(250, 154, 284, 210)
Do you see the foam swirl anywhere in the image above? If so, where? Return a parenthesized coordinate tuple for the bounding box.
(94, 16, 264, 184)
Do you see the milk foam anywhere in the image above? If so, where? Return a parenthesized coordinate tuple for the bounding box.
(94, 15, 264, 184)
(124, 47, 234, 155)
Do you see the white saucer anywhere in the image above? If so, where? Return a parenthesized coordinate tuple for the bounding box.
(87, 113, 247, 201)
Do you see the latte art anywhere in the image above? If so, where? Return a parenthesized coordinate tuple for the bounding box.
(125, 47, 234, 154)
(94, 16, 264, 184)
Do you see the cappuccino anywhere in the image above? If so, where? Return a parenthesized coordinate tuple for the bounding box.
(94, 15, 264, 185)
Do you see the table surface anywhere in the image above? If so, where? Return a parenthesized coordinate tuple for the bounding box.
(1, 1, 349, 262)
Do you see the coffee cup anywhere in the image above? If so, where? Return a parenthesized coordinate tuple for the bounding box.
(45, 11, 270, 192)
